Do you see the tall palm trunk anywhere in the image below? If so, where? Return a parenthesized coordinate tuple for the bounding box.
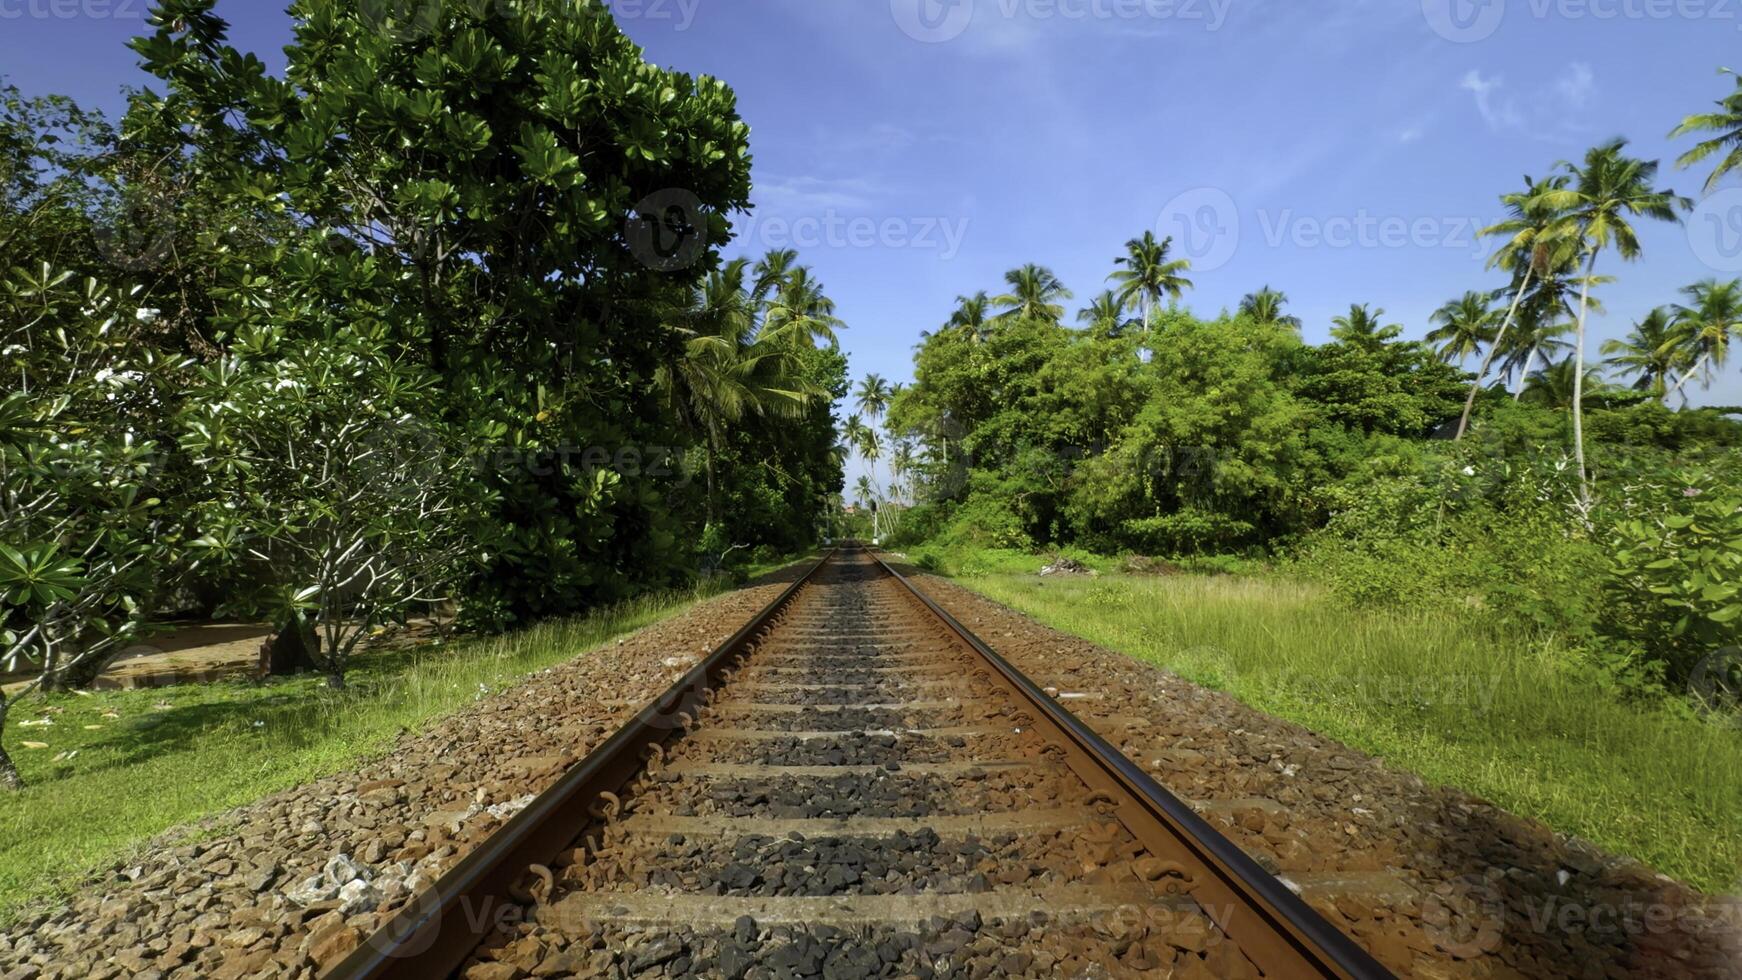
(1664, 353, 1712, 404)
(1571, 250, 1598, 508)
(1456, 268, 1534, 440)
(1513, 344, 1542, 401)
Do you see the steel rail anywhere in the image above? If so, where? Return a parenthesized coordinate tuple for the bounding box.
(324, 550, 836, 980)
(867, 547, 1396, 980)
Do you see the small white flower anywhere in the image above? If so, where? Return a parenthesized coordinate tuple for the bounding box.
(135, 308, 162, 324)
(1462, 466, 1476, 477)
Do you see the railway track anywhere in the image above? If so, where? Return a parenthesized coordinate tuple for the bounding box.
(330, 547, 1393, 978)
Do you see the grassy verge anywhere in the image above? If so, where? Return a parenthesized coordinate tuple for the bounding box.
(920, 550, 1742, 893)
(0, 563, 800, 922)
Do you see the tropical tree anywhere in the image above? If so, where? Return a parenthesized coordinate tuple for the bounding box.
(1108, 231, 1192, 327)
(1602, 307, 1687, 401)
(658, 260, 817, 523)
(1520, 355, 1609, 410)
(1078, 290, 1129, 337)
(1462, 175, 1572, 438)
(855, 374, 892, 423)
(763, 267, 844, 350)
(994, 264, 1073, 324)
(1664, 278, 1742, 402)
(752, 248, 801, 304)
(1238, 287, 1301, 329)
(1536, 139, 1691, 505)
(1426, 292, 1499, 365)
(1671, 68, 1742, 192)
(1502, 305, 1576, 400)
(942, 291, 993, 345)
(1330, 304, 1403, 350)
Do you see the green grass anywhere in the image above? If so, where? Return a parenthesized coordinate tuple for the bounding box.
(935, 558, 1742, 894)
(0, 578, 759, 923)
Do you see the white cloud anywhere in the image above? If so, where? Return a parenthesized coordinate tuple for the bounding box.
(753, 175, 884, 213)
(1461, 70, 1523, 131)
(1397, 124, 1425, 144)
(1555, 62, 1595, 108)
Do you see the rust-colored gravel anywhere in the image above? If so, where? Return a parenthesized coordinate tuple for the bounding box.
(902, 567, 1742, 979)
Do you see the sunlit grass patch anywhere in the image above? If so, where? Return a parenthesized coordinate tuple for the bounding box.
(0, 586, 716, 923)
(954, 567, 1742, 894)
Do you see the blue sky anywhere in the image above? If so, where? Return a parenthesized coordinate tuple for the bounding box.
(6, 0, 1741, 420)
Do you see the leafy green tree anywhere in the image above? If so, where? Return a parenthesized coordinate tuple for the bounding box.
(1537, 139, 1690, 505)
(180, 318, 482, 690)
(0, 266, 186, 786)
(1663, 278, 1742, 403)
(856, 374, 892, 423)
(994, 264, 1072, 325)
(1108, 231, 1191, 328)
(1427, 291, 1499, 365)
(1520, 355, 1610, 410)
(1671, 68, 1742, 192)
(1603, 307, 1687, 402)
(132, 0, 756, 625)
(1238, 287, 1300, 330)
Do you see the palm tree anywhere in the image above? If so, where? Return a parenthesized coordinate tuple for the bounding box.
(1663, 278, 1742, 402)
(1520, 355, 1609, 410)
(1671, 68, 1742, 192)
(658, 260, 816, 523)
(1078, 290, 1129, 337)
(1108, 231, 1192, 328)
(1238, 287, 1301, 329)
(1602, 307, 1686, 402)
(1501, 305, 1576, 399)
(752, 248, 801, 304)
(1427, 292, 1500, 365)
(1460, 174, 1572, 438)
(994, 264, 1073, 324)
(762, 267, 843, 349)
(855, 374, 892, 423)
(948, 291, 993, 343)
(1330, 304, 1403, 350)
(1536, 138, 1691, 504)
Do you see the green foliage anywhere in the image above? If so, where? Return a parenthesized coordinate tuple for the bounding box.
(1603, 476, 1742, 688)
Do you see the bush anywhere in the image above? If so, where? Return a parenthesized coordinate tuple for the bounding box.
(1601, 477, 1742, 689)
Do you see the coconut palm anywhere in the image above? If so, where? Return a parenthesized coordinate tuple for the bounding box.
(1238, 287, 1301, 330)
(1520, 356, 1610, 410)
(1459, 174, 1573, 438)
(1500, 306, 1576, 399)
(1427, 292, 1500, 365)
(762, 268, 843, 349)
(1664, 278, 1742, 402)
(1602, 307, 1687, 401)
(1108, 231, 1192, 328)
(658, 260, 816, 523)
(948, 291, 993, 343)
(1078, 290, 1129, 337)
(1330, 304, 1403, 350)
(994, 264, 1073, 324)
(751, 248, 801, 304)
(1536, 138, 1691, 504)
(855, 374, 892, 423)
(1671, 68, 1742, 192)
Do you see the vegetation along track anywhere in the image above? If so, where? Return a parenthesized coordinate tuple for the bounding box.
(329, 548, 1393, 979)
